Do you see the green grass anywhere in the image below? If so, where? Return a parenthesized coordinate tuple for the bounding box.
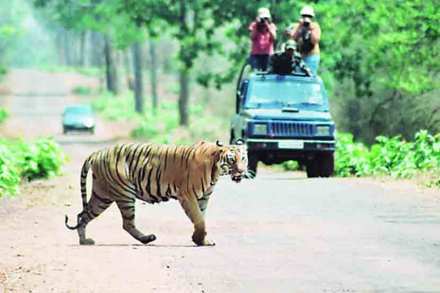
(72, 86, 93, 96)
(0, 107, 7, 124)
(39, 65, 102, 77)
(0, 138, 66, 197)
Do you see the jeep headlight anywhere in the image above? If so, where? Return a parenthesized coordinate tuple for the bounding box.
(253, 124, 267, 135)
(316, 125, 330, 136)
(83, 118, 95, 128)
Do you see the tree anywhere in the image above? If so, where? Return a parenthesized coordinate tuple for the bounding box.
(132, 42, 144, 113)
(317, 0, 439, 142)
(121, 0, 229, 125)
(148, 40, 159, 113)
(33, 0, 146, 100)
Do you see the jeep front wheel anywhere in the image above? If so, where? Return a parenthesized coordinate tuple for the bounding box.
(306, 159, 319, 178)
(306, 152, 335, 178)
(319, 152, 334, 177)
(247, 152, 258, 178)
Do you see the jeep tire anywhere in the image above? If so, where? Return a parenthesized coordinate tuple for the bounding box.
(319, 152, 334, 177)
(247, 152, 258, 178)
(306, 159, 319, 178)
(306, 152, 334, 178)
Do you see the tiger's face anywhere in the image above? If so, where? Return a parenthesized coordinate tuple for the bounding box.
(220, 144, 248, 183)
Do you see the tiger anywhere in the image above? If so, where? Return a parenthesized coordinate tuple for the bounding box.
(65, 140, 248, 246)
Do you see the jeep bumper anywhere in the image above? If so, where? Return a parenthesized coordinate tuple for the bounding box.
(246, 138, 335, 152)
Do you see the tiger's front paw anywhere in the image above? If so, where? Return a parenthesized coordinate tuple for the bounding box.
(200, 239, 216, 246)
(192, 231, 215, 246)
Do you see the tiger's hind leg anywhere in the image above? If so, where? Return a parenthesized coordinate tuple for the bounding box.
(77, 182, 114, 245)
(116, 199, 156, 245)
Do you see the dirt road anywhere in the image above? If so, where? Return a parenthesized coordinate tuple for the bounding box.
(1, 69, 440, 292)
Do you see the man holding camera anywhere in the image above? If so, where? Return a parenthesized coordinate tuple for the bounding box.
(248, 7, 277, 71)
(269, 40, 312, 76)
(286, 6, 321, 75)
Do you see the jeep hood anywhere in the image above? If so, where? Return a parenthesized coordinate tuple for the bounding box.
(241, 109, 333, 121)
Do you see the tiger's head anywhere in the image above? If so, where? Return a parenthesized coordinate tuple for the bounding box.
(216, 140, 248, 183)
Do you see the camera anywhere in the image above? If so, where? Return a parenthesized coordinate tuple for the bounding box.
(259, 17, 269, 24)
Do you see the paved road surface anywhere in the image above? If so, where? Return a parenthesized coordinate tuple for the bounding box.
(0, 70, 439, 292)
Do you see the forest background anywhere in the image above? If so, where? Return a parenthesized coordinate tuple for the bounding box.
(0, 0, 438, 190)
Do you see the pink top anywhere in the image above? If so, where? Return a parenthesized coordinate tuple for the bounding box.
(249, 21, 277, 55)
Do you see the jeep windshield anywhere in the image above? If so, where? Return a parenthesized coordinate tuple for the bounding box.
(245, 79, 328, 111)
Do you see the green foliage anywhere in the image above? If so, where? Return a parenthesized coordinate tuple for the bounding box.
(0, 144, 21, 196)
(92, 92, 227, 145)
(281, 160, 300, 171)
(0, 138, 65, 197)
(317, 0, 439, 142)
(334, 133, 371, 176)
(72, 86, 93, 96)
(0, 107, 8, 124)
(33, 0, 145, 49)
(91, 92, 139, 121)
(41, 65, 102, 77)
(335, 130, 440, 185)
(32, 0, 439, 141)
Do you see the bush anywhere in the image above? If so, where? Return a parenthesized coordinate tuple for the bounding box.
(72, 86, 93, 96)
(0, 138, 65, 197)
(335, 130, 440, 183)
(282, 160, 300, 171)
(92, 92, 138, 121)
(0, 107, 7, 124)
(279, 130, 440, 187)
(0, 144, 20, 196)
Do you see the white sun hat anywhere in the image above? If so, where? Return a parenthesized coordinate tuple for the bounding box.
(300, 6, 315, 17)
(257, 7, 271, 19)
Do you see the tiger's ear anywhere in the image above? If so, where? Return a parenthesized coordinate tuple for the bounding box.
(216, 140, 224, 147)
(212, 147, 226, 163)
(235, 139, 245, 145)
(192, 140, 207, 147)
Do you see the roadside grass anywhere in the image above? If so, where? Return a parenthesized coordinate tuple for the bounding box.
(72, 85, 94, 96)
(0, 107, 7, 124)
(277, 131, 440, 188)
(39, 65, 102, 77)
(0, 138, 66, 197)
(92, 91, 229, 145)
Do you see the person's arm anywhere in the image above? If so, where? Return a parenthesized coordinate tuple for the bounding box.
(310, 22, 321, 45)
(268, 22, 277, 40)
(249, 21, 258, 40)
(288, 23, 301, 40)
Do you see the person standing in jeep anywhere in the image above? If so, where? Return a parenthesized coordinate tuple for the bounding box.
(286, 6, 321, 75)
(248, 7, 277, 71)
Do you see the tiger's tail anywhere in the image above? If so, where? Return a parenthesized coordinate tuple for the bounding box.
(65, 155, 94, 230)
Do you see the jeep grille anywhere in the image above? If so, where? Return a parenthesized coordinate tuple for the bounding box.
(270, 122, 314, 137)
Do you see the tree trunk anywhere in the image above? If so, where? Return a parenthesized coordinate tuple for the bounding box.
(63, 30, 71, 66)
(79, 31, 86, 67)
(55, 28, 65, 65)
(123, 49, 133, 90)
(178, 0, 190, 126)
(104, 35, 119, 95)
(90, 32, 103, 67)
(178, 68, 190, 126)
(132, 42, 144, 113)
(148, 40, 158, 113)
